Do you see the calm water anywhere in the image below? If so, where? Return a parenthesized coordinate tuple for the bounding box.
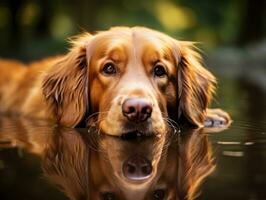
(0, 79, 266, 200)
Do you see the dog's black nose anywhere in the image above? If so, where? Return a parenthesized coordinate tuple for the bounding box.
(123, 155, 152, 181)
(122, 98, 152, 122)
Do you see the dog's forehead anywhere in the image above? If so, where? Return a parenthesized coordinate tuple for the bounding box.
(91, 28, 176, 59)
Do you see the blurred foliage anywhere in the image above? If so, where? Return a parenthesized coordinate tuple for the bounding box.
(0, 0, 265, 60)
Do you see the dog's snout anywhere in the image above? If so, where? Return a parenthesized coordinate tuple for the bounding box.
(122, 98, 152, 122)
(123, 155, 152, 181)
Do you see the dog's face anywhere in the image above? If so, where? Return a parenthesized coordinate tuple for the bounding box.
(88, 28, 178, 136)
(43, 27, 216, 136)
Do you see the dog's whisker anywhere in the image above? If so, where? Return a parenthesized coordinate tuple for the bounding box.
(162, 117, 181, 135)
(160, 111, 181, 134)
(85, 111, 109, 125)
(86, 112, 108, 126)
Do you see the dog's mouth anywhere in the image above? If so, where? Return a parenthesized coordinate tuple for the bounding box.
(87, 121, 154, 137)
(121, 130, 152, 139)
(120, 121, 156, 137)
(86, 113, 164, 137)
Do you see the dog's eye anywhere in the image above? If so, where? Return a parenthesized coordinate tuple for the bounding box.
(152, 189, 165, 200)
(102, 63, 117, 75)
(153, 64, 167, 77)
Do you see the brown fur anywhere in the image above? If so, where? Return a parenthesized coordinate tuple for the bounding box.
(0, 27, 230, 135)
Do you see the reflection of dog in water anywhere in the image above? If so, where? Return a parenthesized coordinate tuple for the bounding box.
(0, 117, 215, 200)
(42, 128, 215, 200)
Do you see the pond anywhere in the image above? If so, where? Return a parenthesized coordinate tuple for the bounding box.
(0, 78, 266, 200)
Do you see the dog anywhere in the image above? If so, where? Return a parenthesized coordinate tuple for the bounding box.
(0, 26, 231, 136)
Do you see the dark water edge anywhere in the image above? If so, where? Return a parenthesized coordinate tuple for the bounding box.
(0, 78, 266, 200)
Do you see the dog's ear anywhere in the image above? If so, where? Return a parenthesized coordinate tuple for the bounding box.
(42, 33, 92, 127)
(175, 42, 216, 127)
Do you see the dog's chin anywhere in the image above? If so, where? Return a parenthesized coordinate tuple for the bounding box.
(104, 127, 155, 138)
(120, 129, 154, 139)
(120, 122, 158, 137)
(98, 120, 160, 137)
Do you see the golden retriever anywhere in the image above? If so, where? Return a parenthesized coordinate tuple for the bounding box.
(0, 27, 231, 136)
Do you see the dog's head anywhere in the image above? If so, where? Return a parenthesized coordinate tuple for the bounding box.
(42, 27, 215, 136)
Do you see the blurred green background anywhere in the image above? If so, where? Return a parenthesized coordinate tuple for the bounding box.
(0, 0, 265, 60)
(0, 0, 266, 102)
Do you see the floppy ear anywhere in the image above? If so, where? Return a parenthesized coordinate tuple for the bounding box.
(42, 33, 92, 127)
(176, 42, 216, 127)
